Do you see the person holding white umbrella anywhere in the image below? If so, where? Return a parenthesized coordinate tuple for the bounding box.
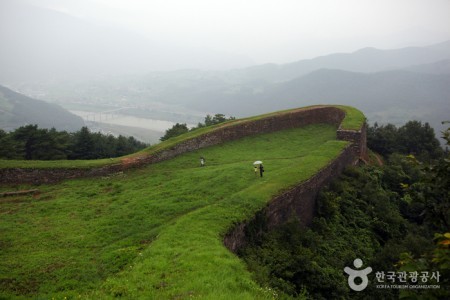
(253, 161, 264, 177)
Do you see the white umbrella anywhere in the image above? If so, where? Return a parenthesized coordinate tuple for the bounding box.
(253, 160, 263, 165)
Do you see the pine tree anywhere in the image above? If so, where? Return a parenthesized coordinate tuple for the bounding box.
(69, 126, 95, 159)
(160, 123, 189, 141)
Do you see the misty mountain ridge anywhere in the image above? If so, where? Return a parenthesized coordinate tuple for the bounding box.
(403, 59, 450, 75)
(268, 68, 450, 111)
(8, 40, 449, 125)
(259, 68, 450, 144)
(2, 9, 449, 145)
(0, 0, 253, 84)
(0, 85, 85, 132)
(121, 66, 448, 144)
(236, 40, 450, 83)
(1, 0, 449, 84)
(173, 68, 450, 115)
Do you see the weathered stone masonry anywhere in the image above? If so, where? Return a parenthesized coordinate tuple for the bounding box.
(223, 143, 358, 252)
(223, 108, 367, 253)
(0, 105, 366, 254)
(0, 106, 366, 194)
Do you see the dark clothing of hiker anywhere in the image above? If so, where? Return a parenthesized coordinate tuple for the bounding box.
(259, 164, 264, 177)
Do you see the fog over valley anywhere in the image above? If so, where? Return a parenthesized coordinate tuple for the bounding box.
(2, 2, 450, 299)
(1, 0, 449, 144)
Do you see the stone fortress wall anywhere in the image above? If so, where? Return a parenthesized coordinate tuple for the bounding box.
(0, 106, 366, 185)
(0, 105, 367, 254)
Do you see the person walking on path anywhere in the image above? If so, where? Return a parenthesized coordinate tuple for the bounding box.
(200, 157, 205, 167)
(259, 164, 264, 177)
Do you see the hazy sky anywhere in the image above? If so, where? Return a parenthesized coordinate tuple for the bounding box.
(13, 0, 450, 64)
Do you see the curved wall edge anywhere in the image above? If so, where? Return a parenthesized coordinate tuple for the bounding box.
(0, 106, 366, 185)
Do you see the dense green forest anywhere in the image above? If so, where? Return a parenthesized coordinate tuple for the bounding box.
(0, 125, 147, 160)
(0, 114, 234, 160)
(241, 121, 449, 299)
(367, 121, 444, 161)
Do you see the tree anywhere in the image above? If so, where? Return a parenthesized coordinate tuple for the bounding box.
(0, 129, 22, 159)
(405, 125, 450, 231)
(367, 121, 443, 160)
(396, 233, 450, 299)
(394, 125, 450, 299)
(397, 121, 443, 161)
(160, 123, 189, 141)
(11, 125, 67, 160)
(367, 123, 399, 156)
(104, 135, 118, 157)
(191, 113, 236, 132)
(46, 128, 70, 159)
(204, 115, 214, 127)
(69, 126, 95, 159)
(116, 135, 132, 156)
(12, 124, 40, 159)
(204, 113, 235, 126)
(0, 125, 147, 160)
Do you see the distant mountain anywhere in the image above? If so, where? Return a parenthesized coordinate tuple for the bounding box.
(4, 38, 450, 144)
(404, 59, 450, 75)
(236, 40, 450, 83)
(0, 85, 85, 131)
(0, 0, 253, 83)
(235, 69, 450, 144)
(179, 68, 449, 114)
(266, 69, 450, 112)
(147, 67, 448, 144)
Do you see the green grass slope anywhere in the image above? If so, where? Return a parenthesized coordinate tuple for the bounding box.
(0, 105, 364, 169)
(0, 106, 365, 299)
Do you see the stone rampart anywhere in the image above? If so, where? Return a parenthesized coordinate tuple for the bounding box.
(0, 106, 366, 184)
(223, 143, 356, 252)
(221, 107, 367, 253)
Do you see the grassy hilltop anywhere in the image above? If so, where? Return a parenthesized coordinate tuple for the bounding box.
(0, 106, 365, 299)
